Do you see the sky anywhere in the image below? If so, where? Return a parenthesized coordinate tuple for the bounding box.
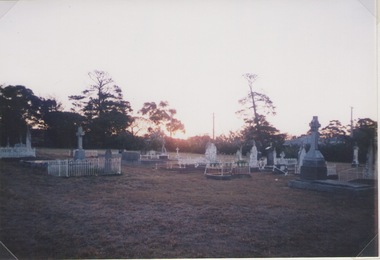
(0, 0, 377, 139)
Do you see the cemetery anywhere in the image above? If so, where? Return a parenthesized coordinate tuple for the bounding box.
(0, 80, 377, 258)
(0, 115, 378, 258)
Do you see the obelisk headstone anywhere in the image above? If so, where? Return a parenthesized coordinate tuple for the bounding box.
(300, 116, 327, 180)
(352, 144, 359, 167)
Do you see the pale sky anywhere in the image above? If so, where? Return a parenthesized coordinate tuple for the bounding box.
(0, 0, 377, 138)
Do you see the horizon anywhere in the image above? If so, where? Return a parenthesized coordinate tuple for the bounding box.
(0, 0, 377, 138)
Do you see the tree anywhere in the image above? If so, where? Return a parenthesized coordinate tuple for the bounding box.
(0, 85, 45, 146)
(352, 118, 377, 163)
(139, 101, 185, 137)
(237, 74, 278, 152)
(320, 120, 348, 143)
(69, 70, 133, 148)
(216, 131, 244, 154)
(43, 111, 85, 148)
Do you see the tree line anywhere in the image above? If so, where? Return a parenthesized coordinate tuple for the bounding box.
(0, 70, 377, 163)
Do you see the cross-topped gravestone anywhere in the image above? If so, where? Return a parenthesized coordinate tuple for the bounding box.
(76, 126, 85, 150)
(300, 116, 327, 180)
(74, 126, 85, 160)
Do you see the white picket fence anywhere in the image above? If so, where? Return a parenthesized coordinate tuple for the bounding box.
(0, 147, 36, 158)
(48, 157, 121, 177)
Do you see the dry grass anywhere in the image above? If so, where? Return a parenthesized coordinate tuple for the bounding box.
(0, 149, 377, 258)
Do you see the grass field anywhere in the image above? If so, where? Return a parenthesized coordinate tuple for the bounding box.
(0, 148, 377, 258)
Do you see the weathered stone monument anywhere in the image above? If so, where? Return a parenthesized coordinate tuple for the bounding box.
(266, 143, 275, 166)
(0, 127, 36, 158)
(352, 144, 359, 167)
(300, 116, 327, 180)
(235, 149, 243, 161)
(158, 137, 169, 159)
(205, 142, 218, 163)
(297, 144, 306, 174)
(26, 127, 32, 149)
(278, 151, 286, 164)
(364, 140, 374, 178)
(74, 126, 85, 160)
(249, 142, 258, 168)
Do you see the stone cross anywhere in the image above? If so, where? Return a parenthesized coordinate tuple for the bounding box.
(76, 126, 85, 150)
(309, 116, 321, 153)
(300, 116, 327, 180)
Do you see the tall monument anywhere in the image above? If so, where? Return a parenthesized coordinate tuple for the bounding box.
(300, 116, 327, 180)
(74, 126, 85, 160)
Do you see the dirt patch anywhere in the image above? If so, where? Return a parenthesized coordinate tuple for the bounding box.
(0, 158, 377, 258)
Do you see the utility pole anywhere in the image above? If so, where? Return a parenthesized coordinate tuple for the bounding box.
(350, 106, 354, 138)
(212, 113, 215, 140)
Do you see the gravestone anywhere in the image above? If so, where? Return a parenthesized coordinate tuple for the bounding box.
(205, 142, 218, 163)
(235, 149, 242, 161)
(278, 151, 286, 164)
(26, 127, 32, 149)
(74, 126, 85, 160)
(300, 116, 327, 180)
(364, 140, 374, 178)
(297, 144, 306, 174)
(159, 138, 169, 159)
(266, 143, 275, 166)
(249, 142, 258, 167)
(352, 144, 359, 167)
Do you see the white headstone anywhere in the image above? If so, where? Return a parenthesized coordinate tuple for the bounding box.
(297, 145, 306, 173)
(249, 143, 258, 167)
(205, 142, 218, 163)
(352, 145, 359, 167)
(279, 151, 286, 164)
(76, 126, 85, 150)
(236, 149, 242, 161)
(26, 127, 32, 149)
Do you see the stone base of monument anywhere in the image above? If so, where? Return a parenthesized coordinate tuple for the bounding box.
(288, 179, 375, 196)
(74, 149, 85, 160)
(300, 165, 327, 180)
(249, 167, 261, 172)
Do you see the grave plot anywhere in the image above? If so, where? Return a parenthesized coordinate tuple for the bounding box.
(47, 156, 122, 177)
